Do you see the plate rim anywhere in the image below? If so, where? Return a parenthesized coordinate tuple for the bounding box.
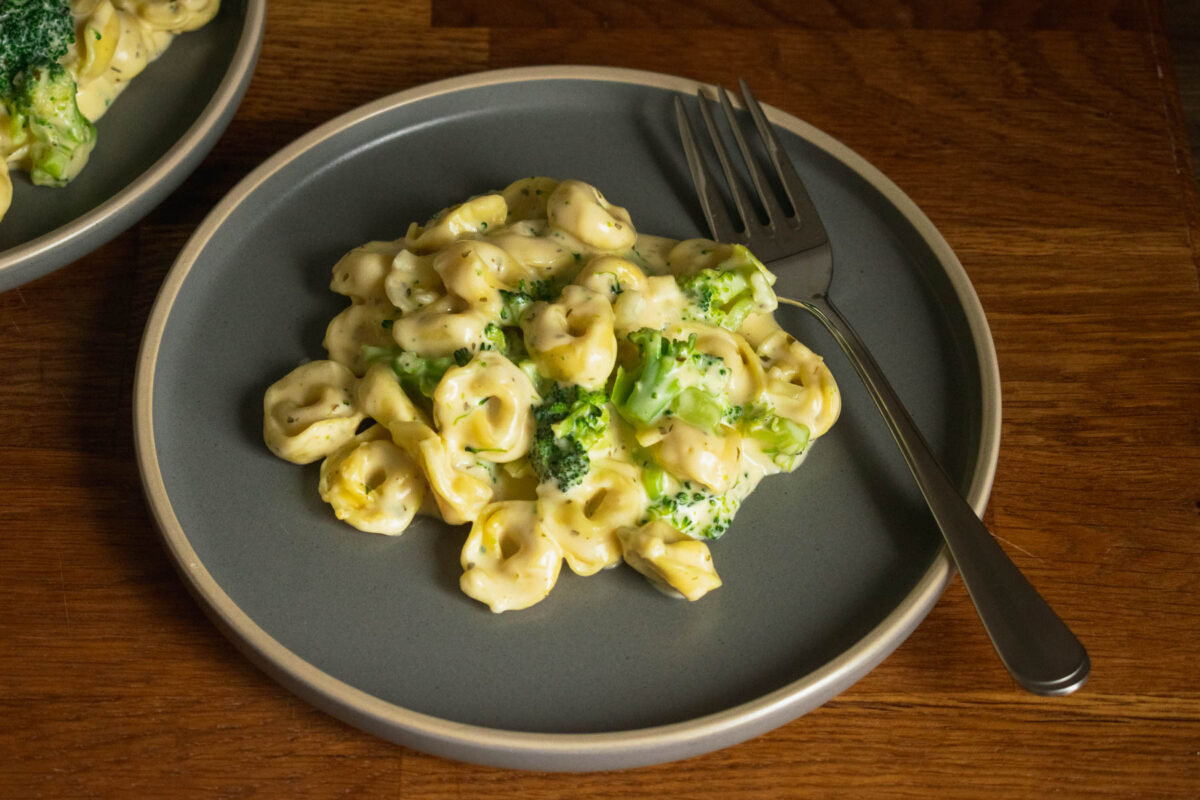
(0, 0, 268, 291)
(133, 65, 1001, 771)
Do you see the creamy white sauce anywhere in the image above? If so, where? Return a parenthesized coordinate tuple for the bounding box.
(264, 177, 841, 612)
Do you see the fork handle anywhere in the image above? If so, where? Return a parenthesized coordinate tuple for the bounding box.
(791, 295, 1090, 696)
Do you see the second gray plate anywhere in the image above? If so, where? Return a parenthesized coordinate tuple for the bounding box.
(0, 0, 265, 291)
(135, 66, 1000, 771)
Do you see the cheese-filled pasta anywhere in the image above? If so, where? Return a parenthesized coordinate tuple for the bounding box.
(331, 241, 400, 304)
(263, 178, 840, 612)
(547, 179, 637, 251)
(384, 250, 443, 314)
(501, 176, 558, 222)
(683, 323, 768, 406)
(404, 193, 507, 253)
(523, 285, 617, 390)
(618, 521, 722, 601)
(323, 303, 394, 376)
(0, 0, 220, 223)
(485, 219, 576, 277)
(754, 328, 841, 438)
(388, 419, 493, 526)
(356, 362, 428, 427)
(537, 458, 644, 576)
(319, 426, 427, 535)
(433, 240, 525, 317)
(649, 420, 743, 494)
(432, 353, 537, 463)
(461, 501, 563, 613)
(574, 254, 648, 298)
(390, 294, 493, 360)
(263, 360, 364, 465)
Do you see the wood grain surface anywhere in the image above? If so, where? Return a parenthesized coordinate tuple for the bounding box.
(2, 1, 1199, 796)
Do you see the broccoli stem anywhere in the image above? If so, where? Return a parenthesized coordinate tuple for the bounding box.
(19, 65, 97, 187)
(611, 329, 733, 430)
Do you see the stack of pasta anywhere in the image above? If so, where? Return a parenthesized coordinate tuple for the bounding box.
(263, 178, 840, 613)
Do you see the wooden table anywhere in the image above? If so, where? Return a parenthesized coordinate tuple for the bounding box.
(3, 1, 1198, 796)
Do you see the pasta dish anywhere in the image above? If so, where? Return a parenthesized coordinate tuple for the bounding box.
(0, 0, 220, 223)
(263, 178, 840, 612)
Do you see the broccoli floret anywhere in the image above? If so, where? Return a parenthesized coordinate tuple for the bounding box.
(499, 290, 533, 324)
(722, 403, 746, 426)
(480, 321, 507, 353)
(741, 408, 811, 471)
(534, 435, 590, 492)
(610, 329, 733, 429)
(644, 481, 741, 540)
(12, 63, 96, 187)
(498, 279, 556, 324)
(363, 346, 456, 398)
(1, 2, 95, 187)
(677, 245, 776, 331)
(0, 0, 74, 97)
(366, 322, 512, 393)
(530, 383, 609, 491)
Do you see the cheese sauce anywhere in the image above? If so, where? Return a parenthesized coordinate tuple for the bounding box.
(263, 177, 841, 612)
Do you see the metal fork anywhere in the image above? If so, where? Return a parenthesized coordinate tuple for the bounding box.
(676, 81, 1089, 696)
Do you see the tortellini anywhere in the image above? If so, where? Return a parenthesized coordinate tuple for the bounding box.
(749, 326, 841, 437)
(684, 323, 768, 406)
(574, 255, 648, 300)
(391, 294, 492, 359)
(357, 362, 428, 427)
(485, 220, 576, 277)
(460, 501, 563, 613)
(537, 459, 644, 576)
(523, 285, 617, 390)
(66, 0, 189, 119)
(331, 241, 400, 304)
(547, 179, 637, 251)
(432, 240, 525, 317)
(388, 419, 494, 526)
(319, 426, 426, 535)
(501, 176, 559, 222)
(263, 360, 364, 465)
(432, 353, 537, 463)
(650, 420, 743, 495)
(404, 193, 507, 253)
(618, 521, 722, 601)
(264, 178, 839, 613)
(384, 250, 443, 314)
(323, 302, 394, 375)
(0, 0, 220, 223)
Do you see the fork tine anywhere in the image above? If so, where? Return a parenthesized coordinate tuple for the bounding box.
(695, 89, 764, 238)
(715, 85, 791, 231)
(674, 96, 740, 243)
(738, 79, 828, 247)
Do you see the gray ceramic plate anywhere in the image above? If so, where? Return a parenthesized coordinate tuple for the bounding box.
(135, 66, 1000, 771)
(0, 0, 265, 292)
